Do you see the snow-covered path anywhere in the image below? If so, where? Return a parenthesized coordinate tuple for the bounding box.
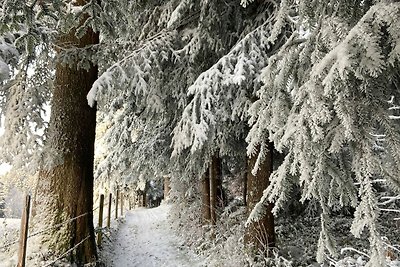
(104, 204, 203, 267)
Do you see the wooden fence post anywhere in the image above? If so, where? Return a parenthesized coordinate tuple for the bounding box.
(115, 189, 119, 219)
(17, 195, 31, 267)
(97, 194, 104, 247)
(107, 193, 112, 228)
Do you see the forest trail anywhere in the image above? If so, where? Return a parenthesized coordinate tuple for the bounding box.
(104, 204, 204, 267)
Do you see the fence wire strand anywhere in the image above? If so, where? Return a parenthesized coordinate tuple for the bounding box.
(0, 205, 98, 251)
(43, 235, 91, 267)
(1, 194, 123, 264)
(0, 239, 19, 250)
(27, 212, 90, 240)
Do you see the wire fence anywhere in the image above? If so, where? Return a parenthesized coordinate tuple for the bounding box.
(0, 237, 19, 251)
(43, 235, 91, 267)
(0, 190, 130, 267)
(0, 211, 91, 251)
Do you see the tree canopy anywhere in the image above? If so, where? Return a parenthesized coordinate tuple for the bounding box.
(1, 0, 400, 265)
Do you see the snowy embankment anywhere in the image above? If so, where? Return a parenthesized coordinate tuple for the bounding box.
(101, 204, 205, 267)
(0, 218, 20, 266)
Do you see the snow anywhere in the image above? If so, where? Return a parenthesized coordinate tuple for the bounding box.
(0, 218, 21, 267)
(0, 58, 9, 82)
(87, 81, 99, 107)
(102, 204, 204, 267)
(167, 0, 189, 29)
(0, 163, 11, 176)
(2, 205, 206, 267)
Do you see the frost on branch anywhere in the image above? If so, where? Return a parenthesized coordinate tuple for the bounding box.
(0, 34, 19, 82)
(87, 30, 177, 110)
(0, 82, 48, 171)
(172, 21, 276, 157)
(167, 0, 193, 29)
(92, 1, 191, 184)
(247, 2, 400, 264)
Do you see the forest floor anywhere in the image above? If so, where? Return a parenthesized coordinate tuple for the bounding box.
(100, 204, 205, 267)
(3, 201, 400, 266)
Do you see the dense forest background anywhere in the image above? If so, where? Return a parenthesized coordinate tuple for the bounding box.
(1, 0, 400, 266)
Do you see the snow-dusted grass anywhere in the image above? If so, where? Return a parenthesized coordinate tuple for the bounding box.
(2, 197, 399, 266)
(171, 195, 400, 267)
(0, 218, 20, 267)
(0, 218, 59, 267)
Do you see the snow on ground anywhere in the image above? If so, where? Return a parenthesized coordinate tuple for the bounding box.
(101, 204, 205, 267)
(0, 218, 20, 267)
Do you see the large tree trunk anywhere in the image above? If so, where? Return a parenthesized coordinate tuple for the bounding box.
(244, 143, 275, 255)
(33, 1, 99, 264)
(201, 167, 211, 225)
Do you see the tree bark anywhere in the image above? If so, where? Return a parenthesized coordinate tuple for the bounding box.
(209, 156, 218, 226)
(164, 176, 171, 200)
(33, 1, 99, 264)
(213, 154, 226, 209)
(201, 167, 211, 225)
(142, 191, 147, 208)
(243, 168, 247, 206)
(143, 181, 150, 207)
(244, 143, 275, 255)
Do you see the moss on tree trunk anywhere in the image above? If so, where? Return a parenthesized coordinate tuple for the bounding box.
(33, 0, 99, 264)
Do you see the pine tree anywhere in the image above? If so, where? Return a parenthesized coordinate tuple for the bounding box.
(91, 0, 271, 190)
(246, 1, 400, 265)
(2, 0, 399, 265)
(32, 0, 99, 263)
(170, 0, 286, 256)
(0, 0, 106, 263)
